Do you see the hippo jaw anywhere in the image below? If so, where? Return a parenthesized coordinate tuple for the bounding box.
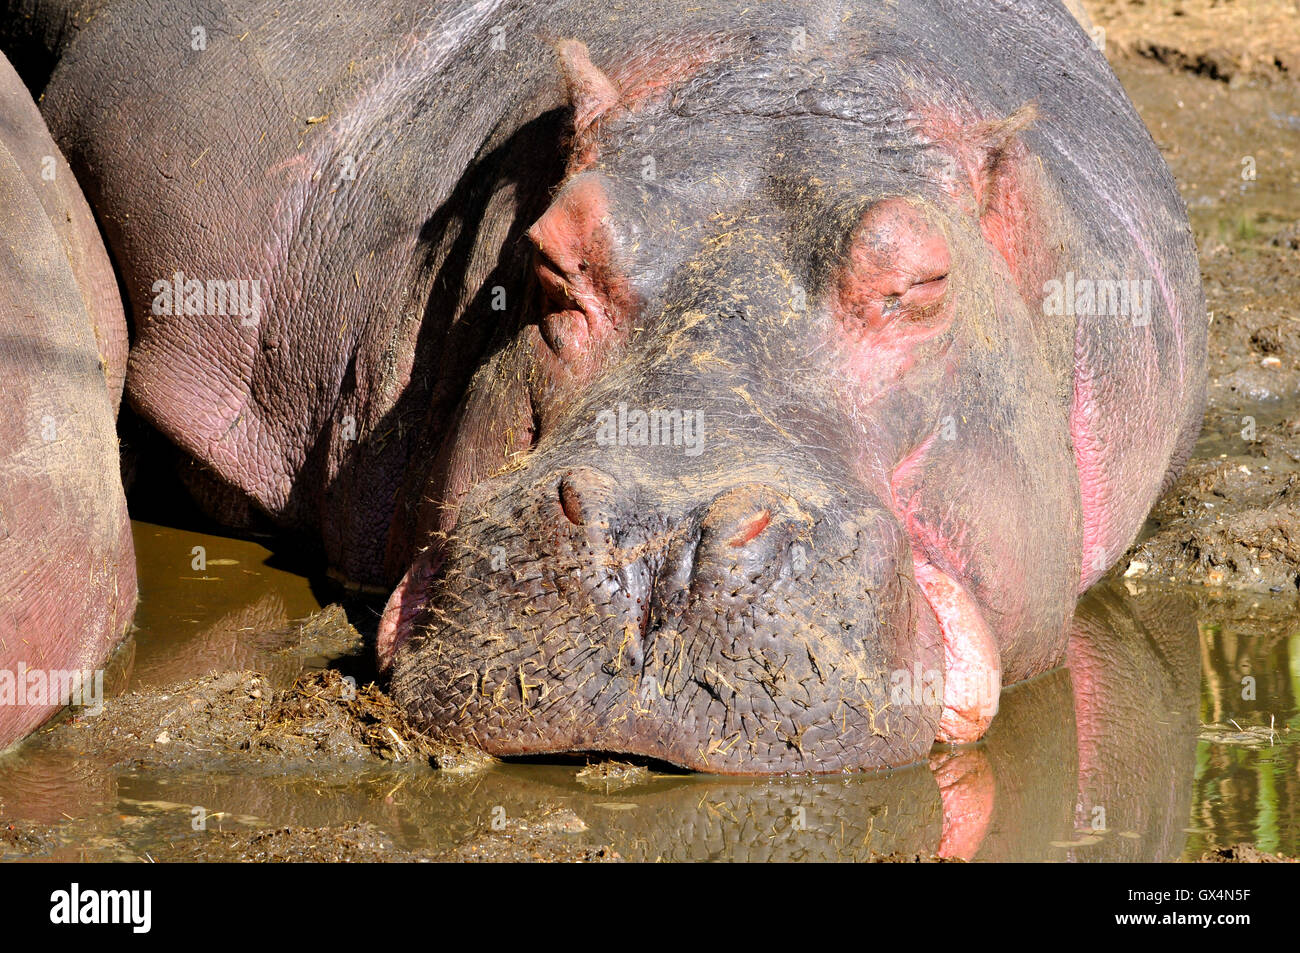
(386, 459, 959, 774)
(382, 445, 1013, 772)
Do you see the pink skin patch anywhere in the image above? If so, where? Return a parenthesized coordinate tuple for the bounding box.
(931, 749, 996, 860)
(1070, 199, 1178, 592)
(835, 199, 951, 338)
(831, 198, 1002, 746)
(890, 438, 1000, 742)
(832, 199, 955, 400)
(1071, 367, 1109, 591)
(526, 175, 637, 422)
(528, 177, 620, 358)
(909, 100, 1052, 313)
(554, 39, 620, 138)
(912, 559, 1001, 743)
(376, 548, 441, 672)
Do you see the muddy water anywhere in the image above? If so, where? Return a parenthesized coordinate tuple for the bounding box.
(126, 520, 327, 690)
(0, 521, 1294, 862)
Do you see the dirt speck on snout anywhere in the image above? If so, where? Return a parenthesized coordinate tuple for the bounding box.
(37, 665, 486, 771)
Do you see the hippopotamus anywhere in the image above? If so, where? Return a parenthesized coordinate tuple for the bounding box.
(0, 50, 134, 749)
(1, 0, 1205, 771)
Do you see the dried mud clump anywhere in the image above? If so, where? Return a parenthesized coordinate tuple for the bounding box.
(0, 819, 57, 858)
(38, 667, 487, 770)
(258, 669, 448, 763)
(1197, 844, 1297, 863)
(1126, 454, 1300, 593)
(162, 822, 416, 862)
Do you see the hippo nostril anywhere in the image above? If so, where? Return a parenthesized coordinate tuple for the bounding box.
(727, 509, 772, 548)
(690, 484, 813, 584)
(555, 466, 624, 527)
(558, 478, 585, 525)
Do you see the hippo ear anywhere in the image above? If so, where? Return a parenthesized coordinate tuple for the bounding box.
(553, 39, 621, 136)
(919, 103, 1046, 292)
(925, 104, 1037, 216)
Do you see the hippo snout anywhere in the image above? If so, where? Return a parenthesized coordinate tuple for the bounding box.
(553, 472, 804, 665)
(388, 461, 945, 773)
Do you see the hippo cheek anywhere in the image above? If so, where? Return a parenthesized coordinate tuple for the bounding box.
(388, 472, 946, 774)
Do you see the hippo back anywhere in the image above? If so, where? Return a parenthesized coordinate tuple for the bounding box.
(0, 51, 133, 749)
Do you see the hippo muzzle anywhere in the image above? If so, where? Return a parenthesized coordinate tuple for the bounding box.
(389, 448, 952, 772)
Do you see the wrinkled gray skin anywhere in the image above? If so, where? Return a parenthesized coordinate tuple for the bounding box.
(4, 0, 1204, 771)
(0, 49, 133, 750)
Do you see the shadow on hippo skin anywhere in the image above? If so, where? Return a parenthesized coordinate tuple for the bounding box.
(308, 107, 570, 588)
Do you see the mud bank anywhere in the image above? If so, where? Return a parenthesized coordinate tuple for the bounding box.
(1082, 0, 1300, 597)
(1087, 0, 1300, 83)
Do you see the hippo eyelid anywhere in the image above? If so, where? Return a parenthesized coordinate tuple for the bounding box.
(901, 273, 948, 305)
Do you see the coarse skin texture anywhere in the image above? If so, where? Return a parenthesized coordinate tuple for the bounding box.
(0, 50, 134, 750)
(4, 0, 1205, 771)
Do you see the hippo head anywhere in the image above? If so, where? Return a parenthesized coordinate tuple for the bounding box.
(380, 35, 1083, 773)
